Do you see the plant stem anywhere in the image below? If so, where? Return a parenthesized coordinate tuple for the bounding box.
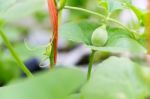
(50, 42, 55, 70)
(48, 0, 58, 69)
(107, 18, 131, 32)
(64, 6, 106, 19)
(0, 29, 33, 77)
(87, 50, 95, 81)
(49, 0, 66, 70)
(64, 6, 135, 34)
(58, 0, 67, 11)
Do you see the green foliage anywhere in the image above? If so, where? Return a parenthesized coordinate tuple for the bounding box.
(98, 0, 145, 25)
(0, 0, 150, 99)
(0, 0, 45, 22)
(0, 68, 84, 99)
(59, 21, 146, 54)
(0, 57, 20, 84)
(59, 21, 99, 45)
(105, 28, 146, 54)
(14, 43, 44, 61)
(98, 0, 131, 13)
(81, 57, 149, 99)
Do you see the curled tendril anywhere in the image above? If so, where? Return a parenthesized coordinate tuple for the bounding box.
(24, 35, 54, 51)
(24, 35, 54, 68)
(39, 56, 49, 68)
(24, 39, 47, 51)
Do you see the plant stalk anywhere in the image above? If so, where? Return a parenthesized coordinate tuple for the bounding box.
(87, 50, 95, 81)
(65, 6, 106, 19)
(48, 0, 58, 70)
(50, 42, 55, 70)
(48, 0, 66, 70)
(145, 0, 150, 65)
(0, 29, 33, 77)
(58, 0, 67, 11)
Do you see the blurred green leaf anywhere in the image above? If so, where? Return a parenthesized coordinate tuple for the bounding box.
(98, 0, 131, 12)
(67, 94, 81, 99)
(87, 46, 127, 53)
(59, 21, 99, 45)
(0, 68, 84, 99)
(105, 28, 146, 54)
(0, 56, 20, 84)
(89, 28, 146, 54)
(66, 0, 87, 7)
(13, 43, 44, 61)
(81, 56, 148, 99)
(60, 21, 146, 54)
(0, 0, 45, 22)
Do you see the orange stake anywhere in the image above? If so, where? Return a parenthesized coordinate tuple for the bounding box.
(48, 0, 58, 64)
(145, 0, 150, 64)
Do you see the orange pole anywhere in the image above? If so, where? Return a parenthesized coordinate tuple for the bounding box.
(48, 0, 58, 64)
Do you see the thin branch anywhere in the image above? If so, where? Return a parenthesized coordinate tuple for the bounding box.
(0, 29, 33, 77)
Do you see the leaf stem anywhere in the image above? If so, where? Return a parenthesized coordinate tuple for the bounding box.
(64, 6, 135, 35)
(50, 43, 55, 70)
(0, 29, 33, 77)
(64, 6, 106, 19)
(58, 0, 67, 11)
(87, 50, 95, 81)
(49, 0, 66, 70)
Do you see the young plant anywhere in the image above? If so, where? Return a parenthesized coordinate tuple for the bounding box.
(0, 0, 150, 99)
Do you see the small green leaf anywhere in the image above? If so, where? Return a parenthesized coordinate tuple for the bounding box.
(0, 68, 85, 99)
(81, 57, 148, 99)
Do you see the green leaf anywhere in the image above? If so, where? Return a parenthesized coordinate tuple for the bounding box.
(107, 0, 123, 12)
(0, 68, 84, 99)
(0, 0, 45, 22)
(105, 28, 146, 54)
(98, 0, 128, 12)
(0, 58, 20, 84)
(81, 56, 148, 99)
(89, 28, 146, 54)
(13, 43, 44, 61)
(127, 4, 145, 25)
(67, 94, 81, 99)
(87, 46, 127, 53)
(59, 21, 99, 45)
(106, 37, 146, 54)
(60, 21, 146, 54)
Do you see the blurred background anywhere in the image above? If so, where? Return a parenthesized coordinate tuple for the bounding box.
(0, 0, 148, 86)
